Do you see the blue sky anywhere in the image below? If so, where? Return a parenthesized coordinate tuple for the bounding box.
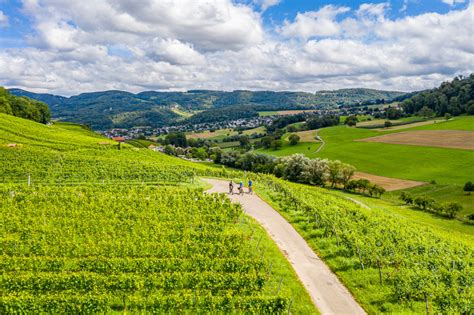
(0, 0, 472, 95)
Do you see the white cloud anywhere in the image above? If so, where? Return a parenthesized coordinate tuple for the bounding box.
(145, 39, 206, 65)
(0, 1, 472, 95)
(441, 0, 466, 6)
(253, 0, 281, 11)
(280, 5, 351, 39)
(0, 10, 9, 27)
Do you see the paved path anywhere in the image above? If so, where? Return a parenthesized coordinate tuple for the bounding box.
(204, 178, 366, 315)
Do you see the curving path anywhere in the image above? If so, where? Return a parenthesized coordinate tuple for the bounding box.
(204, 178, 366, 315)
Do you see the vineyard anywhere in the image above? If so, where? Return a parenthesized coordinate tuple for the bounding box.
(0, 114, 316, 314)
(256, 177, 474, 313)
(1, 185, 290, 312)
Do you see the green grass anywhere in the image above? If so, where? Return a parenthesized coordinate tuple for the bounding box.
(258, 111, 278, 116)
(256, 142, 322, 158)
(314, 117, 474, 184)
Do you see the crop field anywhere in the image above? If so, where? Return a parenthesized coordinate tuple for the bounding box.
(357, 130, 474, 150)
(315, 117, 474, 184)
(187, 126, 266, 140)
(291, 129, 320, 142)
(352, 171, 425, 191)
(0, 114, 316, 313)
(256, 177, 473, 314)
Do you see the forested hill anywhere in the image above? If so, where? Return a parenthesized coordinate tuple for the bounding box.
(400, 74, 474, 116)
(0, 87, 50, 123)
(9, 88, 405, 129)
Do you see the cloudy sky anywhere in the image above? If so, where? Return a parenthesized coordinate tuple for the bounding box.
(0, 0, 473, 95)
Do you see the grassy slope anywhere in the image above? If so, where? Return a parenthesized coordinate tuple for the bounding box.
(316, 116, 474, 184)
(0, 113, 316, 314)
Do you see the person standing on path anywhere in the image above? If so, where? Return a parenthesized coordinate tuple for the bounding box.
(248, 179, 253, 194)
(238, 181, 244, 195)
(228, 180, 234, 195)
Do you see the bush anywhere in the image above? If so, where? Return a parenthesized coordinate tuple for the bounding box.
(463, 181, 474, 194)
(443, 202, 462, 219)
(288, 134, 300, 145)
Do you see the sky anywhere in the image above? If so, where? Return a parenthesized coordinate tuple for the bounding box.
(0, 0, 472, 96)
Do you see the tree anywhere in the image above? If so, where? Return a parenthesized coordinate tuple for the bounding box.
(417, 106, 434, 118)
(164, 145, 176, 156)
(239, 135, 250, 148)
(467, 101, 474, 115)
(302, 158, 329, 185)
(340, 164, 356, 189)
(443, 202, 462, 219)
(345, 115, 358, 126)
(208, 146, 223, 163)
(386, 107, 403, 119)
(464, 181, 474, 195)
(287, 125, 297, 132)
(328, 160, 344, 187)
(288, 134, 300, 145)
(271, 139, 283, 150)
(281, 154, 310, 182)
(260, 136, 273, 149)
(384, 120, 392, 128)
(165, 132, 187, 147)
(444, 113, 452, 121)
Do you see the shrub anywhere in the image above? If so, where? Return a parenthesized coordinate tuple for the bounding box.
(463, 181, 474, 194)
(288, 134, 300, 145)
(443, 202, 463, 219)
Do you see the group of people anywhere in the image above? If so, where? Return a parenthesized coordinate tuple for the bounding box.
(228, 179, 253, 195)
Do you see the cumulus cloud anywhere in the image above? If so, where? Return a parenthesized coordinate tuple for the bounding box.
(253, 0, 281, 11)
(0, 10, 8, 27)
(280, 5, 351, 39)
(0, 1, 472, 95)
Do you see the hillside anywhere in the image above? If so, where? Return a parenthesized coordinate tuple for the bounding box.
(1, 113, 472, 313)
(0, 113, 316, 313)
(9, 88, 405, 129)
(400, 74, 474, 116)
(0, 87, 50, 123)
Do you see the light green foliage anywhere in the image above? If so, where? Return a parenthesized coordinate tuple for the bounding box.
(0, 185, 289, 313)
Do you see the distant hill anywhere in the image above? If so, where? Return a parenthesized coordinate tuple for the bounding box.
(9, 88, 406, 129)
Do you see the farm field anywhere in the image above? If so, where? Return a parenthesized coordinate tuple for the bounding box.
(187, 126, 265, 140)
(0, 113, 316, 313)
(357, 130, 474, 150)
(352, 171, 425, 191)
(315, 116, 474, 184)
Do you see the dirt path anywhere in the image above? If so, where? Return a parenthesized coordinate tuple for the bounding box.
(204, 178, 366, 315)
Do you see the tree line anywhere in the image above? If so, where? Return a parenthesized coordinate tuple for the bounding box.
(400, 74, 474, 116)
(0, 87, 51, 123)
